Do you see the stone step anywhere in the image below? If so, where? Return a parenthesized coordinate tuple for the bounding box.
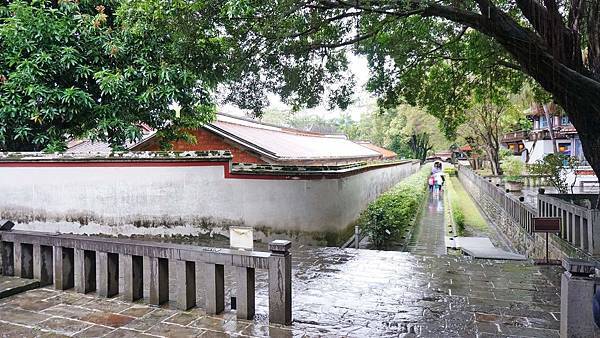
(0, 276, 40, 299)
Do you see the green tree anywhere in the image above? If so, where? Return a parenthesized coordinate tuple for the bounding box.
(0, 0, 228, 151)
(217, 0, 600, 205)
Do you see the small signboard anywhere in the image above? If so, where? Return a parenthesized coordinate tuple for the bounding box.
(229, 226, 254, 251)
(532, 217, 561, 233)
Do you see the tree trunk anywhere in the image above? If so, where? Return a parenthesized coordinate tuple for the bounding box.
(542, 103, 559, 153)
(487, 148, 501, 175)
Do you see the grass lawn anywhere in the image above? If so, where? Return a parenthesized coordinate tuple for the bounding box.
(446, 176, 489, 236)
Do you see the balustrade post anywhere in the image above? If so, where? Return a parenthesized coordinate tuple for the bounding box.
(14, 242, 33, 279)
(97, 252, 119, 298)
(75, 249, 96, 294)
(176, 261, 196, 310)
(236, 266, 255, 320)
(268, 240, 292, 325)
(33, 245, 53, 286)
(1, 241, 14, 276)
(590, 210, 600, 255)
(13, 241, 22, 277)
(123, 255, 143, 302)
(149, 257, 169, 305)
(53, 246, 74, 290)
(205, 263, 225, 314)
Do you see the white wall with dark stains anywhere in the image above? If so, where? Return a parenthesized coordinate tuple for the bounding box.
(0, 157, 419, 240)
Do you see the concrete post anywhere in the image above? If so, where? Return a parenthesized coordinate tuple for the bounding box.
(15, 243, 33, 279)
(235, 266, 255, 320)
(123, 255, 143, 302)
(75, 249, 96, 294)
(560, 259, 600, 337)
(53, 246, 74, 290)
(205, 263, 225, 314)
(97, 252, 119, 298)
(13, 241, 21, 277)
(149, 257, 169, 305)
(1, 241, 14, 276)
(33, 245, 53, 286)
(176, 260, 196, 310)
(268, 240, 292, 325)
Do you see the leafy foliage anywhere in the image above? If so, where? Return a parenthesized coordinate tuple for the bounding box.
(453, 208, 465, 237)
(356, 165, 431, 248)
(0, 0, 228, 151)
(529, 154, 580, 194)
(500, 157, 525, 181)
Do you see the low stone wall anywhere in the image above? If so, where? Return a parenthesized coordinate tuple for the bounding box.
(0, 152, 420, 244)
(458, 166, 593, 261)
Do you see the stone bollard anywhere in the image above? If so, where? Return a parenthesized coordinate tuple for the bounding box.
(268, 240, 292, 325)
(560, 258, 600, 337)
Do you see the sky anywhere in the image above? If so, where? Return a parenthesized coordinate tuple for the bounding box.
(219, 54, 376, 121)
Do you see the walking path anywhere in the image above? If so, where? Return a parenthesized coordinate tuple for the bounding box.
(407, 194, 447, 255)
(0, 248, 562, 337)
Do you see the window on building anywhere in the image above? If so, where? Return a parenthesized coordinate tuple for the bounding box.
(518, 144, 524, 150)
(561, 115, 570, 125)
(539, 116, 548, 128)
(558, 143, 571, 155)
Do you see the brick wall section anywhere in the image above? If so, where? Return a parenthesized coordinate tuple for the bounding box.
(134, 129, 266, 164)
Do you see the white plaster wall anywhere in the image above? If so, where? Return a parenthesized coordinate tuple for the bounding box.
(0, 162, 418, 236)
(524, 140, 556, 164)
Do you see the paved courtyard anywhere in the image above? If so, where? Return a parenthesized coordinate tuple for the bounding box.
(0, 247, 562, 337)
(0, 192, 564, 337)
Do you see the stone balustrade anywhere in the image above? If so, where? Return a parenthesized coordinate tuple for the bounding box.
(538, 193, 600, 255)
(458, 165, 600, 260)
(0, 230, 292, 325)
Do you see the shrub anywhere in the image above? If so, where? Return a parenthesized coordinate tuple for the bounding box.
(454, 208, 465, 236)
(443, 167, 457, 176)
(357, 165, 431, 247)
(500, 156, 525, 181)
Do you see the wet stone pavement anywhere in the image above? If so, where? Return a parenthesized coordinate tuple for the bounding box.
(0, 246, 562, 337)
(0, 185, 563, 337)
(408, 194, 447, 256)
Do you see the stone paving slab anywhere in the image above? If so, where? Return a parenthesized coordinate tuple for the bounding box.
(450, 237, 527, 261)
(0, 275, 40, 299)
(0, 247, 562, 337)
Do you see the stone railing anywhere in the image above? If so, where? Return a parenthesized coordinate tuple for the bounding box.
(480, 174, 550, 188)
(458, 165, 595, 261)
(0, 230, 292, 325)
(539, 194, 600, 255)
(459, 167, 536, 233)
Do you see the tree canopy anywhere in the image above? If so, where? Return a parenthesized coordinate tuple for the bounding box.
(218, 0, 600, 189)
(0, 0, 228, 151)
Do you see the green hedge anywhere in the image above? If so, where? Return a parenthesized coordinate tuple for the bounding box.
(454, 208, 465, 236)
(443, 167, 457, 176)
(356, 165, 431, 247)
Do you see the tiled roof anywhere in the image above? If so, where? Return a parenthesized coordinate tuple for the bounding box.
(354, 141, 396, 159)
(66, 130, 156, 153)
(66, 114, 382, 162)
(207, 115, 381, 161)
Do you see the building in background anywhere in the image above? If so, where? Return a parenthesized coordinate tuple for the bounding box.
(68, 113, 396, 166)
(500, 106, 597, 188)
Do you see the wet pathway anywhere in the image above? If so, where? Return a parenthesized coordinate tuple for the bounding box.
(408, 193, 447, 256)
(0, 248, 562, 337)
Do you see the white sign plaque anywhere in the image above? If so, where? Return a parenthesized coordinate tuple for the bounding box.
(229, 226, 254, 250)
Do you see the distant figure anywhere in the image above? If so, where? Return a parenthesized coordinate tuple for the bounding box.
(434, 171, 444, 192)
(428, 175, 435, 192)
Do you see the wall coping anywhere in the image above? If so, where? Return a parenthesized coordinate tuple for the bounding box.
(0, 151, 232, 162)
(0, 151, 419, 179)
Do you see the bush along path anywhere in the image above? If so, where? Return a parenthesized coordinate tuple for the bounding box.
(356, 164, 431, 249)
